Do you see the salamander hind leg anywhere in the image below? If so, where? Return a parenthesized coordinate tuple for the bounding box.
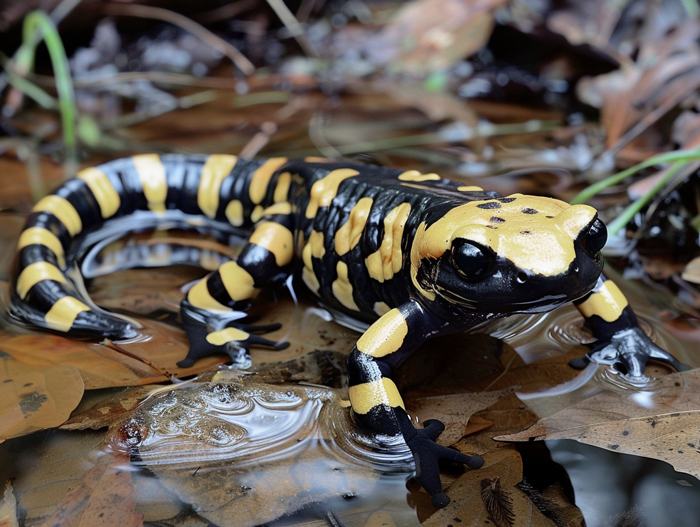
(347, 301, 483, 508)
(177, 205, 295, 368)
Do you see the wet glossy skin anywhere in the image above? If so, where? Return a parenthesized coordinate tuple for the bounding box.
(9, 154, 687, 509)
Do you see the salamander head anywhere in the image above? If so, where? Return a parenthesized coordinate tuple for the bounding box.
(410, 194, 606, 314)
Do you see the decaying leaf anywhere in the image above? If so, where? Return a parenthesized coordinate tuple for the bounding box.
(60, 385, 162, 431)
(497, 369, 700, 480)
(407, 388, 515, 446)
(421, 448, 553, 527)
(35, 451, 143, 527)
(0, 350, 84, 440)
(0, 482, 18, 527)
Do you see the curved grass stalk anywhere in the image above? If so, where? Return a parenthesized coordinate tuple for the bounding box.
(16, 10, 77, 169)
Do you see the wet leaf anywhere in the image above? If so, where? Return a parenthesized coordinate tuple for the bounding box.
(60, 385, 160, 431)
(422, 448, 553, 527)
(407, 388, 515, 446)
(497, 369, 700, 480)
(35, 451, 143, 527)
(0, 482, 18, 527)
(0, 350, 84, 440)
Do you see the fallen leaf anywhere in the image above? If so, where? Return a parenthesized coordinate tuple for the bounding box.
(35, 451, 143, 527)
(422, 448, 553, 527)
(0, 350, 84, 440)
(407, 388, 515, 446)
(0, 482, 18, 527)
(60, 385, 160, 431)
(496, 369, 700, 481)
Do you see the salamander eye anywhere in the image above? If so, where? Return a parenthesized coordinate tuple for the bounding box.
(450, 239, 493, 281)
(580, 217, 607, 255)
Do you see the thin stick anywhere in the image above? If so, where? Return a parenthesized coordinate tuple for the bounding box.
(102, 339, 178, 382)
(103, 3, 255, 75)
(265, 0, 319, 57)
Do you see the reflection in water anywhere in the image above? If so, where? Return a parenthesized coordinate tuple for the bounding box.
(111, 379, 417, 526)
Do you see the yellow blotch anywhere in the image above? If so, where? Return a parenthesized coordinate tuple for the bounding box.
(409, 222, 437, 301)
(249, 222, 294, 267)
(348, 377, 405, 415)
(412, 196, 591, 277)
(33, 195, 82, 236)
(251, 205, 265, 223)
(365, 202, 411, 283)
(262, 202, 292, 216)
(305, 169, 359, 218)
(77, 167, 120, 218)
(304, 156, 331, 162)
(335, 197, 372, 256)
(302, 267, 320, 294)
(132, 154, 167, 212)
(457, 185, 483, 192)
(273, 172, 291, 203)
(357, 308, 408, 358)
(398, 170, 441, 182)
(309, 230, 325, 259)
(198, 154, 237, 218)
(577, 280, 629, 323)
(219, 261, 259, 302)
(206, 327, 250, 346)
(249, 158, 288, 204)
(332, 261, 359, 311)
(225, 200, 244, 226)
(44, 296, 90, 332)
(16, 261, 67, 299)
(373, 302, 391, 316)
(17, 227, 65, 268)
(187, 279, 232, 313)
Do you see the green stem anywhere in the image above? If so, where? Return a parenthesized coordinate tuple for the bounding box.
(606, 161, 686, 235)
(571, 147, 700, 204)
(19, 10, 77, 169)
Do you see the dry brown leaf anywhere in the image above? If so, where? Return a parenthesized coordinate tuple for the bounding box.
(35, 451, 143, 527)
(407, 389, 515, 446)
(368, 0, 507, 74)
(497, 369, 700, 480)
(422, 448, 552, 527)
(0, 350, 84, 440)
(0, 482, 18, 527)
(60, 385, 160, 431)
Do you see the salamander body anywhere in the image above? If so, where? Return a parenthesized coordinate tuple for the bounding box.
(10, 154, 687, 507)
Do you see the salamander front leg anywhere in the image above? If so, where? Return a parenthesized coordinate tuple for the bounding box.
(570, 276, 690, 377)
(347, 301, 483, 508)
(177, 205, 295, 367)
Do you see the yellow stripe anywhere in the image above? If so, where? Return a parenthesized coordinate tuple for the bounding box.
(219, 261, 259, 302)
(332, 261, 359, 311)
(249, 222, 294, 267)
(357, 308, 408, 358)
(187, 279, 232, 313)
(206, 327, 250, 346)
(32, 195, 82, 236)
(132, 154, 167, 212)
(249, 158, 288, 204)
(198, 155, 238, 218)
(305, 169, 359, 218)
(335, 197, 372, 256)
(77, 167, 121, 218)
(262, 202, 292, 215)
(44, 296, 90, 332)
(348, 378, 405, 415)
(397, 170, 441, 182)
(457, 185, 483, 192)
(577, 280, 629, 323)
(16, 261, 67, 299)
(225, 200, 244, 226)
(273, 172, 291, 203)
(17, 227, 65, 268)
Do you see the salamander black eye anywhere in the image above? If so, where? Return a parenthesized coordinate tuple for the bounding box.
(580, 217, 607, 255)
(450, 239, 493, 281)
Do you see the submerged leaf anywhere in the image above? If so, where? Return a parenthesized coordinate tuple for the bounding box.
(0, 350, 84, 440)
(497, 369, 700, 480)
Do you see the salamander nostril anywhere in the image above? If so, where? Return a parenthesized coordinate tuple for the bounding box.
(517, 271, 528, 284)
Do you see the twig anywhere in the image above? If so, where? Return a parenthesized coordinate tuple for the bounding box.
(31, 70, 241, 90)
(102, 339, 178, 382)
(103, 3, 255, 75)
(265, 0, 319, 57)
